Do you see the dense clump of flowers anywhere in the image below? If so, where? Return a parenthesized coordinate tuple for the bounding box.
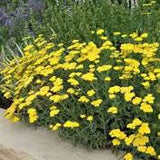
(1, 30, 160, 160)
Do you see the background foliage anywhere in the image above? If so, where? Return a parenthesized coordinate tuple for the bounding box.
(0, 0, 160, 52)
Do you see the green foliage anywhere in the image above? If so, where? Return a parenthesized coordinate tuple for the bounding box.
(1, 0, 160, 53)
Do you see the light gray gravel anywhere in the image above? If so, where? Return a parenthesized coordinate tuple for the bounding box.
(0, 109, 121, 160)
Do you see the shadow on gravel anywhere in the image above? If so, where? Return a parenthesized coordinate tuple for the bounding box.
(0, 145, 37, 160)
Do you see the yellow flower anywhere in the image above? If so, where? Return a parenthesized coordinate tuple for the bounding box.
(36, 79, 41, 84)
(121, 34, 127, 38)
(81, 72, 97, 81)
(91, 30, 95, 34)
(124, 92, 135, 102)
(50, 123, 62, 130)
(96, 29, 104, 35)
(63, 121, 80, 128)
(24, 44, 34, 52)
(89, 64, 95, 68)
(134, 37, 143, 42)
(140, 103, 153, 113)
(4, 91, 11, 99)
(132, 97, 142, 105)
(124, 153, 133, 160)
(78, 96, 89, 103)
(137, 146, 147, 153)
(100, 36, 108, 40)
(141, 33, 148, 38)
(50, 95, 61, 103)
(60, 94, 69, 101)
(50, 109, 60, 117)
(46, 92, 52, 97)
(76, 64, 83, 69)
(50, 105, 57, 110)
(11, 116, 20, 123)
(25, 94, 37, 105)
(72, 39, 79, 43)
(27, 108, 38, 123)
(129, 32, 138, 38)
(67, 88, 75, 94)
(58, 43, 64, 47)
(124, 135, 135, 145)
(107, 106, 118, 114)
(51, 85, 63, 93)
(28, 91, 35, 95)
(132, 118, 142, 126)
(104, 77, 111, 81)
(69, 72, 82, 78)
(87, 116, 93, 121)
(141, 81, 150, 88)
(143, 94, 155, 104)
(39, 86, 50, 96)
(87, 90, 95, 97)
(91, 99, 103, 107)
(109, 94, 116, 99)
(67, 78, 79, 86)
(109, 129, 126, 140)
(127, 123, 136, 129)
(138, 123, 151, 135)
(113, 32, 121, 36)
(89, 68, 95, 72)
(80, 114, 86, 118)
(54, 78, 63, 85)
(120, 86, 134, 94)
(108, 86, 121, 94)
(97, 65, 112, 72)
(146, 146, 156, 156)
(112, 139, 120, 146)
(133, 135, 149, 147)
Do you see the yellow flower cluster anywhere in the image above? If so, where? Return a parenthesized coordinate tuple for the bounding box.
(50, 105, 60, 117)
(1, 29, 160, 159)
(107, 106, 118, 114)
(109, 129, 127, 140)
(63, 121, 80, 128)
(27, 108, 38, 123)
(124, 153, 133, 160)
(110, 120, 156, 158)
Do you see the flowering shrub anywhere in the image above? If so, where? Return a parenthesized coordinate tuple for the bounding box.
(1, 30, 160, 160)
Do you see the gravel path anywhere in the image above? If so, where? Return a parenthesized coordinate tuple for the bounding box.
(0, 145, 36, 160)
(0, 109, 120, 160)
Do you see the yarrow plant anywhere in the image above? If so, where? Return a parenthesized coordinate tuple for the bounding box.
(0, 29, 160, 160)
